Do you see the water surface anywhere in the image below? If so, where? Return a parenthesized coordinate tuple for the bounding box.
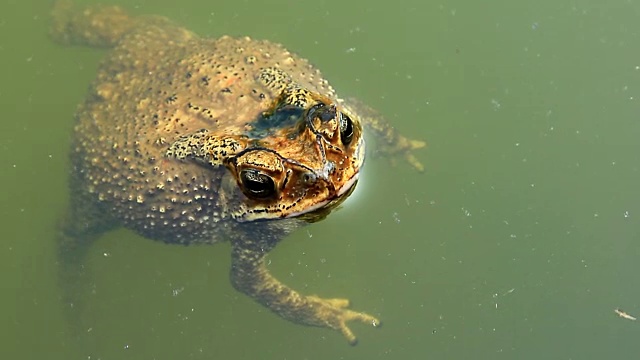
(2, 0, 640, 359)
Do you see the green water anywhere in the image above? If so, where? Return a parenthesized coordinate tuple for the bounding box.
(3, 0, 640, 359)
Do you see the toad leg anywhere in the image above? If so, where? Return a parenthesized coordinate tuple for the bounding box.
(230, 233, 380, 345)
(50, 0, 136, 47)
(344, 98, 426, 171)
(50, 0, 194, 48)
(57, 177, 116, 332)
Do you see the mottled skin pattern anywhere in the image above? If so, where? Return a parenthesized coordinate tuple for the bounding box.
(51, 0, 424, 345)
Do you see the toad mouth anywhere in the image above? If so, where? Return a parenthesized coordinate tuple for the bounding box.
(285, 172, 359, 220)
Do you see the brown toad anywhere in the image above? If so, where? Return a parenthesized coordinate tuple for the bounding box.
(51, 0, 424, 344)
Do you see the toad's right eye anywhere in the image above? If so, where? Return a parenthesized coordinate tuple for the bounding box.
(339, 112, 354, 146)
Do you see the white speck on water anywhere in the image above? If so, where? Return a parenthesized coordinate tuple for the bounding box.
(172, 287, 184, 297)
(491, 99, 501, 110)
(624, 210, 630, 218)
(392, 212, 401, 224)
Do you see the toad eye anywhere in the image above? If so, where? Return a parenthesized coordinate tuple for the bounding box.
(339, 112, 354, 146)
(239, 169, 276, 199)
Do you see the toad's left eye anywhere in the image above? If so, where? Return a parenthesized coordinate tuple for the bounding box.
(339, 112, 354, 146)
(239, 169, 277, 199)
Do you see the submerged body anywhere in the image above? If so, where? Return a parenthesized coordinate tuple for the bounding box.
(52, 0, 424, 344)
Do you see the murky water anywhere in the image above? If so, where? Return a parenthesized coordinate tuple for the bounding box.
(3, 0, 640, 359)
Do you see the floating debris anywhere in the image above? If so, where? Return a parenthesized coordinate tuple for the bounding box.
(615, 308, 636, 321)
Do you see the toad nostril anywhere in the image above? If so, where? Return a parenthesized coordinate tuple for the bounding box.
(302, 172, 317, 184)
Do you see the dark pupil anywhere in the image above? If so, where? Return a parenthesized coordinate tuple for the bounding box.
(339, 113, 354, 146)
(240, 169, 276, 199)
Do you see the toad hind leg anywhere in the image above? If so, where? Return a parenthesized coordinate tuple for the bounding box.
(57, 184, 116, 332)
(230, 226, 380, 345)
(49, 0, 194, 48)
(50, 0, 136, 47)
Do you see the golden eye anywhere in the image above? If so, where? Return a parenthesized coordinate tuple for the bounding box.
(239, 169, 276, 199)
(339, 112, 354, 146)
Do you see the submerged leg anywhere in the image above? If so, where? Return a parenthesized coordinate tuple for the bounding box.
(229, 222, 380, 345)
(50, 0, 195, 48)
(345, 98, 426, 172)
(57, 184, 115, 334)
(50, 0, 136, 47)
